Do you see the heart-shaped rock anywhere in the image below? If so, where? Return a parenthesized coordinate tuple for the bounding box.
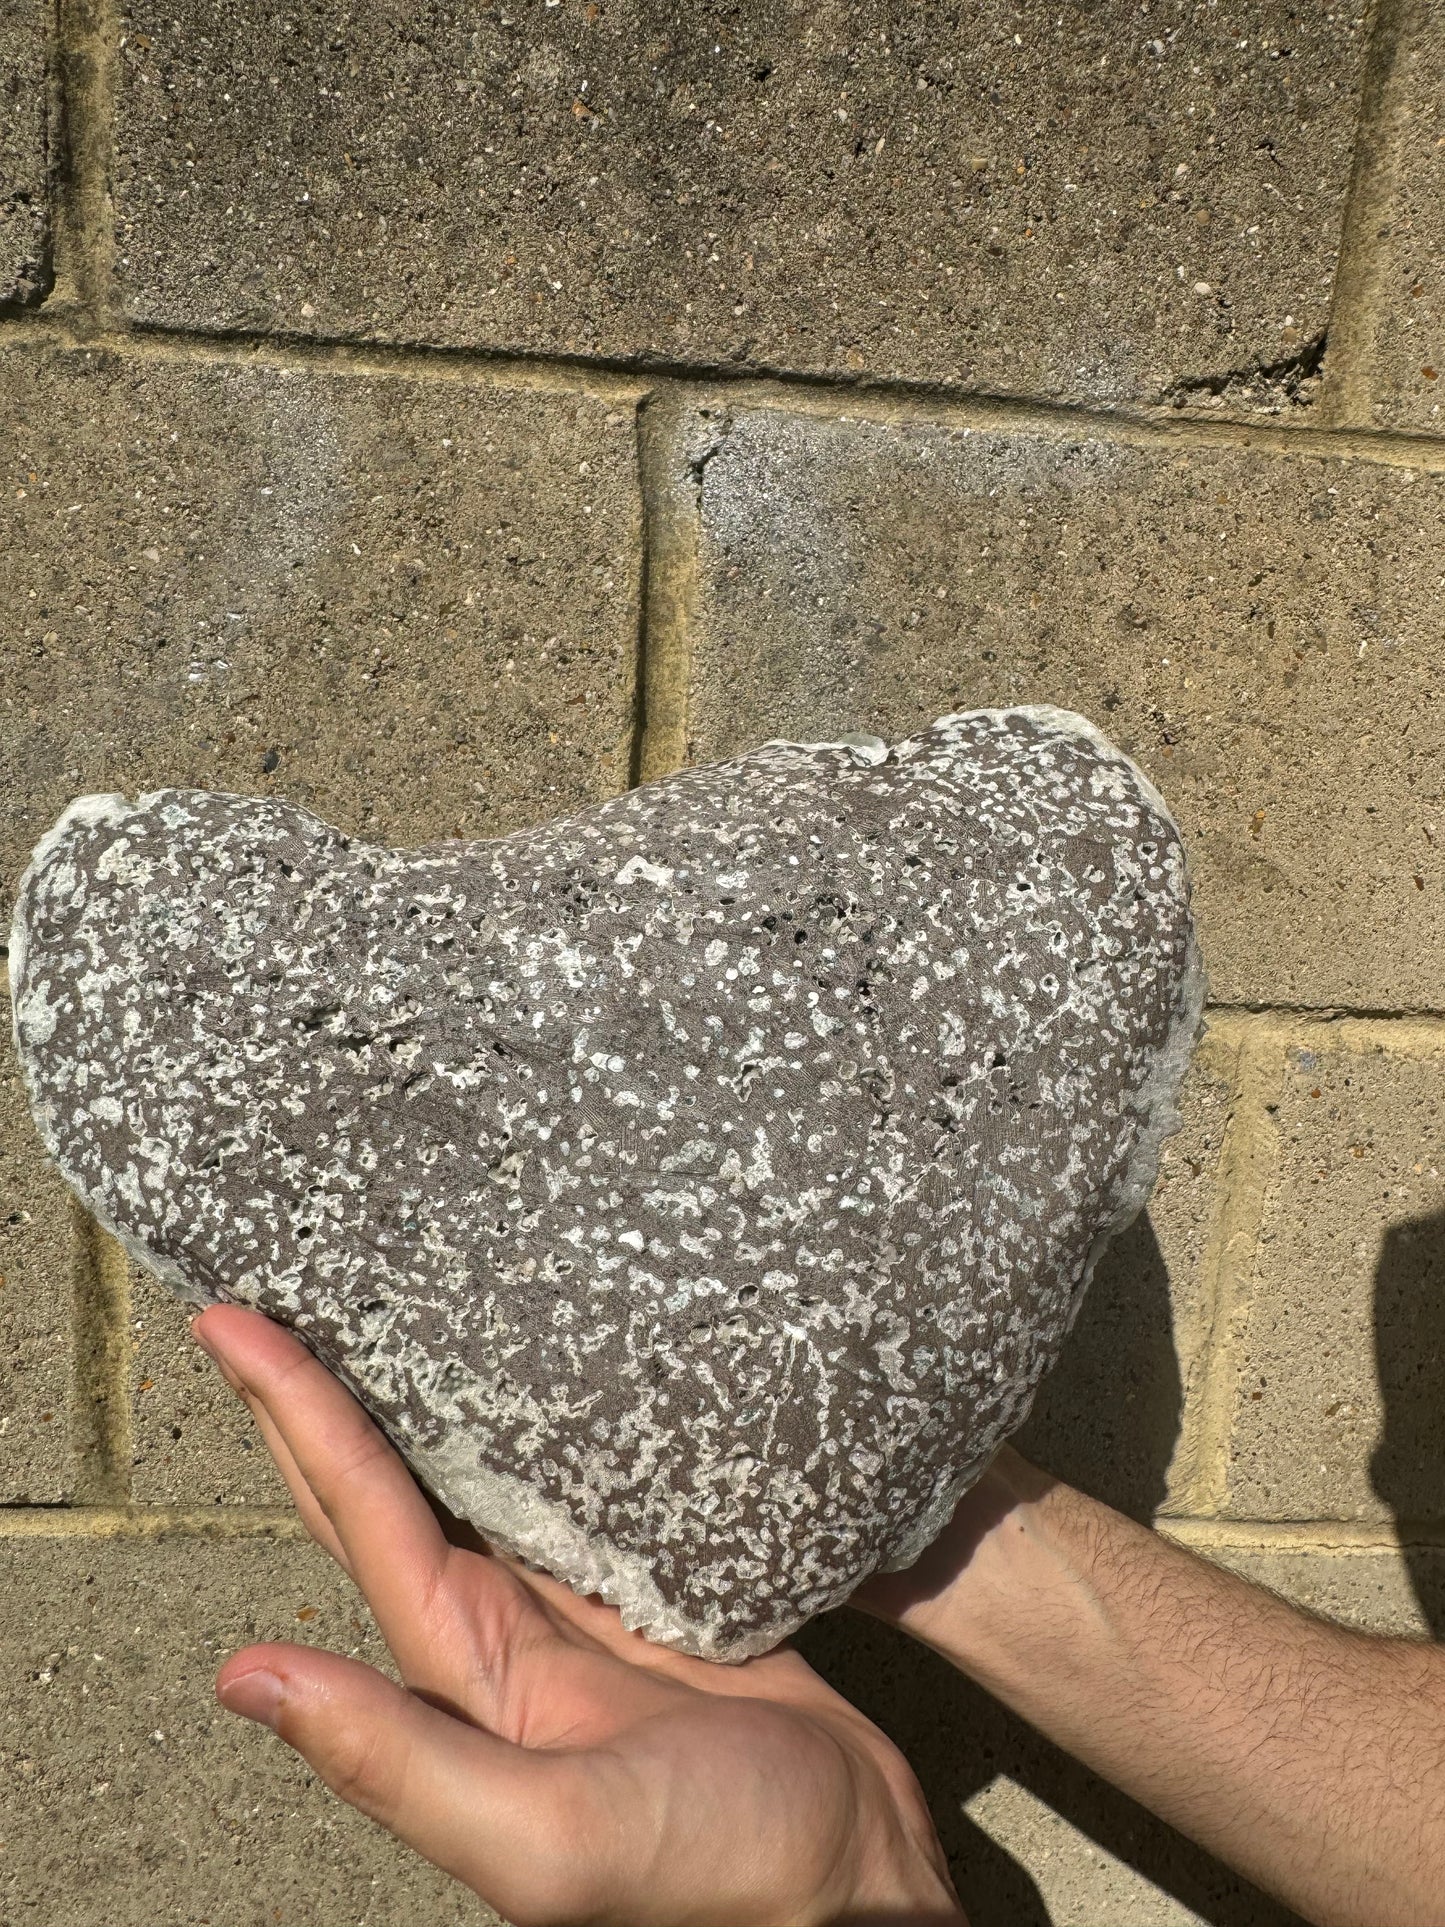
(11, 706, 1203, 1659)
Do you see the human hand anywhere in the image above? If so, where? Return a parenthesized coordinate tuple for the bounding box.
(193, 1304, 966, 1927)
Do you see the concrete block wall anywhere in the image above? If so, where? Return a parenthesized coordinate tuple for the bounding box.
(1, 4, 1442, 1922)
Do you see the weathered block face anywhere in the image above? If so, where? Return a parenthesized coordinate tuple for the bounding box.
(10, 706, 1203, 1659)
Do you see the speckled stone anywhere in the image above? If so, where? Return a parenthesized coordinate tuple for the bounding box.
(11, 707, 1203, 1659)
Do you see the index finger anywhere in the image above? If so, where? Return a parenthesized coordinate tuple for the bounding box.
(192, 1302, 538, 1705)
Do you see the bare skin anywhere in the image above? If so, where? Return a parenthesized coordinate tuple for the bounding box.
(193, 1303, 965, 1927)
(858, 1450, 1445, 1927)
(198, 1304, 1445, 1927)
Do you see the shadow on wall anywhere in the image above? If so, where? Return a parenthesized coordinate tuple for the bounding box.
(799, 1211, 1309, 1927)
(1372, 1201, 1445, 1639)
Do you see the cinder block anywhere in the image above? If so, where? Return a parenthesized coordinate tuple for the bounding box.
(1187, 1536, 1445, 1640)
(0, 1532, 494, 1924)
(0, 1000, 75, 1501)
(110, 2, 1364, 409)
(682, 406, 1445, 1011)
(1221, 1024, 1445, 1523)
(0, 342, 641, 892)
(0, 2, 49, 306)
(129, 1272, 290, 1506)
(1016, 1024, 1238, 1522)
(1361, 8, 1445, 430)
(2, 339, 640, 1501)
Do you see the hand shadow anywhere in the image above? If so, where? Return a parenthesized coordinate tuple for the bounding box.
(1370, 1201, 1445, 1638)
(797, 1210, 1307, 1927)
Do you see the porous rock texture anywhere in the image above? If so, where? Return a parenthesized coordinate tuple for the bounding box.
(10, 706, 1204, 1660)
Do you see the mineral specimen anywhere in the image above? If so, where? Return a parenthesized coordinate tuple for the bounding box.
(10, 706, 1204, 1659)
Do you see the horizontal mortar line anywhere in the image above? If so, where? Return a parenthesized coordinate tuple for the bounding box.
(0, 308, 651, 403)
(4, 1504, 1440, 1556)
(1161, 1516, 1445, 1553)
(661, 373, 1445, 473)
(0, 1503, 306, 1539)
(1203, 1005, 1445, 1042)
(7, 305, 1445, 473)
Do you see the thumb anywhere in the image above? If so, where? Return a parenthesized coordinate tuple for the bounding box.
(217, 1644, 582, 1920)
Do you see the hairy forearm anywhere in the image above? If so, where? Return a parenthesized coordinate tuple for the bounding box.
(861, 1451, 1445, 1927)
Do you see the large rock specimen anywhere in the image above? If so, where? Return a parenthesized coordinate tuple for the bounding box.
(10, 706, 1204, 1659)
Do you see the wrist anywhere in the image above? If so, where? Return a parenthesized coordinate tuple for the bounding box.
(855, 1447, 1108, 1694)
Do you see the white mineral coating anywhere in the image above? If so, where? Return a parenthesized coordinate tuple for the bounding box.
(10, 706, 1204, 1660)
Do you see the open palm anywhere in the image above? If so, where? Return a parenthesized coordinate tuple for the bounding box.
(195, 1305, 964, 1927)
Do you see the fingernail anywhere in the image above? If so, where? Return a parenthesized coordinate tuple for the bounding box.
(218, 1664, 285, 1729)
(189, 1315, 215, 1356)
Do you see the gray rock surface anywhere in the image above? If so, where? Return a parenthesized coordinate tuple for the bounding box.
(11, 706, 1203, 1659)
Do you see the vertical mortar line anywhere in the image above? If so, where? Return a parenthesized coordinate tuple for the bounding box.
(1318, 0, 1414, 429)
(1155, 1013, 1242, 1514)
(625, 390, 660, 790)
(69, 1203, 133, 1504)
(629, 389, 719, 788)
(1334, 1012, 1445, 1058)
(51, 0, 120, 327)
(1165, 1014, 1288, 1520)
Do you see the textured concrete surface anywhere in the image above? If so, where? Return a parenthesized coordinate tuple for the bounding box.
(1018, 1025, 1237, 1521)
(110, 1, 1364, 409)
(683, 405, 1445, 1011)
(0, 1533, 494, 1926)
(1364, 6, 1445, 430)
(130, 1276, 290, 1506)
(6, 3, 1445, 1918)
(799, 1607, 1304, 1927)
(0, 343, 640, 889)
(1222, 1026, 1445, 1524)
(0, 2, 50, 307)
(959, 1777, 1221, 1927)
(0, 1008, 75, 1502)
(1202, 1540, 1445, 1639)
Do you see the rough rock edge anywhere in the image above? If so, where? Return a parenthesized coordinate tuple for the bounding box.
(8, 705, 1205, 1659)
(868, 706, 1207, 1577)
(10, 793, 206, 1308)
